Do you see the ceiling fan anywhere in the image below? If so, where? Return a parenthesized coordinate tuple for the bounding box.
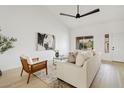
(60, 5, 100, 19)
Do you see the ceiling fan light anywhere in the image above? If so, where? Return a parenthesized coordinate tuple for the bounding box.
(76, 13, 80, 18)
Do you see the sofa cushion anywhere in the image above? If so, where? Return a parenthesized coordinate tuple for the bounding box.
(76, 53, 88, 66)
(68, 52, 78, 63)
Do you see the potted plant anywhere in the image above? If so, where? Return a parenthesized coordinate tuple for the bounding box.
(0, 32, 17, 76)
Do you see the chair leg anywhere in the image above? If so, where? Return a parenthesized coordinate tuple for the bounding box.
(46, 61, 48, 75)
(27, 73, 31, 84)
(20, 68, 23, 76)
(46, 67, 48, 75)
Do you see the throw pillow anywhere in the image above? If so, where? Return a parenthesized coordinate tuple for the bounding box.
(20, 55, 33, 64)
(92, 50, 96, 56)
(68, 52, 78, 63)
(76, 53, 88, 66)
(80, 50, 93, 58)
(27, 56, 33, 64)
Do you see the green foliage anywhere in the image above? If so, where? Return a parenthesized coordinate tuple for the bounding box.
(79, 43, 84, 50)
(78, 40, 93, 50)
(86, 40, 93, 49)
(0, 34, 17, 54)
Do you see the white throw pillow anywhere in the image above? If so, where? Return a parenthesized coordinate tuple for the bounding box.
(80, 50, 93, 58)
(27, 56, 33, 64)
(92, 50, 96, 56)
(76, 53, 88, 66)
(20, 55, 33, 64)
(87, 50, 93, 57)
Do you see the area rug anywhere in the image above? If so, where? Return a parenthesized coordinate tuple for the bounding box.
(34, 62, 57, 84)
(34, 62, 74, 88)
(48, 79, 74, 88)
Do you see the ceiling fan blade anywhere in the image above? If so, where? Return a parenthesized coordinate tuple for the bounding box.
(80, 8, 100, 17)
(77, 5, 79, 14)
(60, 13, 76, 18)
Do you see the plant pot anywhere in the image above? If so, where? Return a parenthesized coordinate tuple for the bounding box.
(0, 70, 2, 76)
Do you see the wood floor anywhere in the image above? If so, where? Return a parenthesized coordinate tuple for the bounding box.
(0, 61, 124, 88)
(91, 61, 124, 88)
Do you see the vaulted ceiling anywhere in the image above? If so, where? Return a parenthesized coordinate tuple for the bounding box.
(45, 5, 124, 29)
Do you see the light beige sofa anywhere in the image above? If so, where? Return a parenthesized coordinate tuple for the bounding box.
(56, 54, 101, 88)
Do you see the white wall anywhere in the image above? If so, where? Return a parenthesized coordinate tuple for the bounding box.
(0, 6, 70, 71)
(70, 19, 124, 60)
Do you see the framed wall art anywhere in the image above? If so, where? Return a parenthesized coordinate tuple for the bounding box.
(37, 32, 55, 51)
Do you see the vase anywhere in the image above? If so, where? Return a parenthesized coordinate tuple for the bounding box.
(55, 52, 59, 57)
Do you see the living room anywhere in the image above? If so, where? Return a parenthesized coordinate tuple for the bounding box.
(0, 3, 124, 90)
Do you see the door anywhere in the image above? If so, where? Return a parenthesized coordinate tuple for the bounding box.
(111, 32, 124, 62)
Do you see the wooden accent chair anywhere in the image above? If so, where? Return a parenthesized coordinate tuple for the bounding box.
(20, 56, 48, 84)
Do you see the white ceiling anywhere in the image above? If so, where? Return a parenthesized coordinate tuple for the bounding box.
(45, 5, 124, 29)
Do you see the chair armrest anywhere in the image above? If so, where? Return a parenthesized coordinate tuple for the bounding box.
(32, 60, 47, 66)
(30, 60, 47, 71)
